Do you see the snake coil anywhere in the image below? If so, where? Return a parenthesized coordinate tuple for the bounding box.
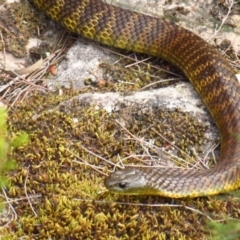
(30, 0, 240, 198)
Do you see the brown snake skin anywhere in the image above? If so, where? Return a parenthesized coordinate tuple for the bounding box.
(30, 0, 240, 198)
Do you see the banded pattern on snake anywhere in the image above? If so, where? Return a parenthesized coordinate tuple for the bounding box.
(30, 0, 240, 198)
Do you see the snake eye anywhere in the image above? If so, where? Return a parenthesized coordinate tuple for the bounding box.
(118, 182, 127, 189)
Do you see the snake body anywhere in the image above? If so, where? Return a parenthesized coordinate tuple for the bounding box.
(30, 0, 240, 198)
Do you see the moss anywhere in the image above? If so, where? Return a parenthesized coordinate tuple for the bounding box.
(0, 1, 36, 57)
(0, 0, 69, 59)
(0, 85, 237, 239)
(1, 1, 240, 239)
(0, 29, 238, 238)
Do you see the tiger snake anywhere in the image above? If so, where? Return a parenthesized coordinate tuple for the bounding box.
(30, 0, 240, 198)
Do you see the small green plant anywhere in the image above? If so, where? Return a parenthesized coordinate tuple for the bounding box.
(0, 107, 28, 190)
(207, 219, 240, 240)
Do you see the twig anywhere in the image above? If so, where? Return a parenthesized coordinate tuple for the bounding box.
(208, 0, 234, 42)
(73, 198, 214, 221)
(1, 187, 17, 228)
(24, 167, 38, 217)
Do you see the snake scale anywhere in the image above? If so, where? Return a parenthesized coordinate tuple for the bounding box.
(30, 0, 240, 198)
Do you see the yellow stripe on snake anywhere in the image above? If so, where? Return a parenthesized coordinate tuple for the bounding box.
(30, 0, 240, 198)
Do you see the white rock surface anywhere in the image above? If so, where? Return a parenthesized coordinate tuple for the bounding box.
(58, 82, 220, 157)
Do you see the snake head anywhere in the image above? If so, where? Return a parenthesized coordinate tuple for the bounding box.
(104, 168, 152, 195)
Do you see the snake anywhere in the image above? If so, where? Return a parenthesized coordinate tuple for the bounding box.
(29, 0, 240, 198)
